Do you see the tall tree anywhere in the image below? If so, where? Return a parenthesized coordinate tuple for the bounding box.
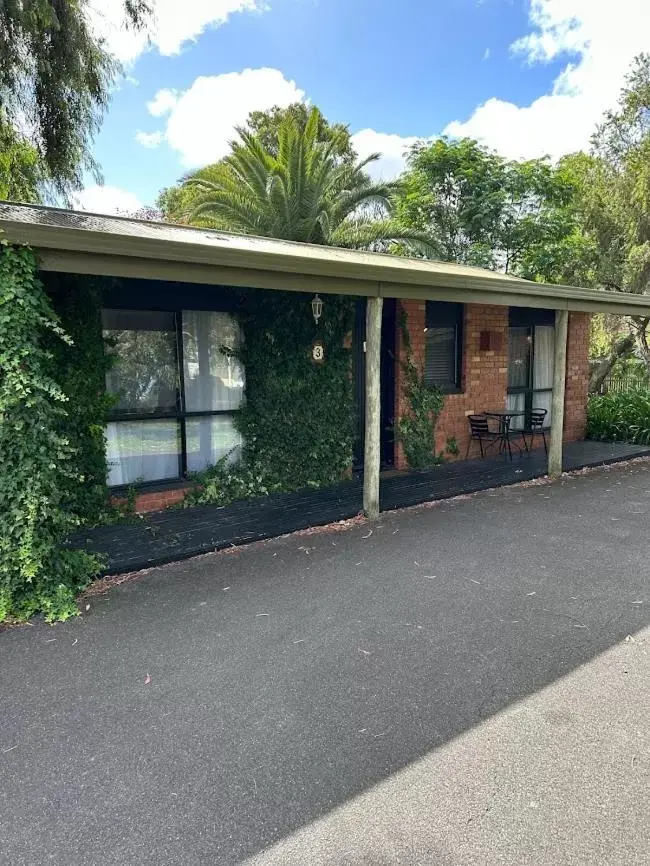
(246, 103, 356, 163)
(396, 137, 593, 282)
(0, 1, 150, 197)
(574, 54, 650, 383)
(157, 103, 357, 223)
(166, 107, 433, 251)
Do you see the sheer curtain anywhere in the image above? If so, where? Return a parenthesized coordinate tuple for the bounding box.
(533, 325, 554, 424)
(182, 311, 245, 471)
(106, 420, 180, 486)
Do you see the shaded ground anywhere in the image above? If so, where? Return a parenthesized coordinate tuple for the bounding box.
(2, 461, 649, 865)
(73, 440, 650, 574)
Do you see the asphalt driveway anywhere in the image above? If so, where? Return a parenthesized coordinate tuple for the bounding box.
(1, 461, 649, 865)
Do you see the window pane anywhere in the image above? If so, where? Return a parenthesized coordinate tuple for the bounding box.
(425, 327, 456, 388)
(182, 311, 245, 411)
(508, 327, 530, 389)
(103, 309, 178, 414)
(106, 420, 180, 486)
(533, 325, 555, 390)
(186, 416, 243, 472)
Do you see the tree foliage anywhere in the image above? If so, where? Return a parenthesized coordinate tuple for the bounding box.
(396, 137, 595, 282)
(0, 1, 150, 196)
(169, 107, 433, 251)
(245, 103, 356, 163)
(0, 243, 100, 623)
(0, 115, 45, 202)
(565, 54, 650, 378)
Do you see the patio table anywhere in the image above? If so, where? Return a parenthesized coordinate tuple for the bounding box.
(484, 410, 526, 460)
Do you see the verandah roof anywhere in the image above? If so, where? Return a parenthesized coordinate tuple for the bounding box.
(1, 201, 650, 317)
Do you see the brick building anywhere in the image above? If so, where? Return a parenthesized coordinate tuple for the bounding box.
(2, 202, 647, 518)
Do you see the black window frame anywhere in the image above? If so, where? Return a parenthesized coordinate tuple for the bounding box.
(507, 308, 554, 429)
(104, 307, 244, 490)
(424, 301, 464, 393)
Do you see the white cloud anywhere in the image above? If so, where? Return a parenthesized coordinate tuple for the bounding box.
(88, 0, 262, 65)
(147, 68, 304, 167)
(135, 130, 165, 148)
(444, 0, 649, 160)
(351, 129, 419, 180)
(72, 185, 143, 216)
(147, 89, 179, 117)
(483, 47, 491, 61)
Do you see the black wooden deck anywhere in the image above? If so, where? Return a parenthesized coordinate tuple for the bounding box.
(73, 440, 650, 575)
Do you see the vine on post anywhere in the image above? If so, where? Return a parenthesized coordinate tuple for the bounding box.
(0, 242, 100, 622)
(397, 307, 445, 468)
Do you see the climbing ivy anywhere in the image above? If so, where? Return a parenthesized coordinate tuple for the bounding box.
(397, 307, 445, 468)
(0, 243, 101, 622)
(45, 273, 115, 523)
(186, 290, 355, 506)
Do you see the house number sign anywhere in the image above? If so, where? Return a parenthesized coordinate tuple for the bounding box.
(311, 339, 325, 365)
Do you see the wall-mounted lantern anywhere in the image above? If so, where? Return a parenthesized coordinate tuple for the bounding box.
(311, 293, 323, 324)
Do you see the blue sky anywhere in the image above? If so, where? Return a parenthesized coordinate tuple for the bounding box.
(78, 0, 645, 213)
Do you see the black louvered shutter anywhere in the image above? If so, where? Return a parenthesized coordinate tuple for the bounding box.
(424, 302, 463, 390)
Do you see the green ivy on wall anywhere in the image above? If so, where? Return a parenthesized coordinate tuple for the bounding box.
(185, 289, 355, 506)
(45, 273, 115, 523)
(0, 243, 101, 622)
(396, 307, 445, 468)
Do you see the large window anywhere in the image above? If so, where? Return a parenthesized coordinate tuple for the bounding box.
(103, 309, 244, 487)
(506, 308, 554, 431)
(424, 301, 463, 392)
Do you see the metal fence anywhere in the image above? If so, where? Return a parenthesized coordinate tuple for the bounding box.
(598, 372, 650, 394)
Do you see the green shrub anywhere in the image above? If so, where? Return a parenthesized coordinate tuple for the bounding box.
(183, 455, 270, 508)
(587, 391, 650, 445)
(0, 243, 101, 622)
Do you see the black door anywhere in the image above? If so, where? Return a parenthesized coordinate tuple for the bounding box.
(353, 299, 396, 468)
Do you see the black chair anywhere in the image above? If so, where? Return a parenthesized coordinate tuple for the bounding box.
(465, 414, 502, 459)
(522, 408, 548, 453)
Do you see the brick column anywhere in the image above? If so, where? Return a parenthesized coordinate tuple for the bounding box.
(564, 312, 591, 442)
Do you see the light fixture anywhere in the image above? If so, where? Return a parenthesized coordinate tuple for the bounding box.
(311, 293, 323, 324)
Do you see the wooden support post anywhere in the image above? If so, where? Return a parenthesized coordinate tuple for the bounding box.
(548, 308, 569, 478)
(363, 296, 383, 519)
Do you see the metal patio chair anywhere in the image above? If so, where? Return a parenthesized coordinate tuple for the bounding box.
(522, 408, 548, 454)
(465, 414, 502, 459)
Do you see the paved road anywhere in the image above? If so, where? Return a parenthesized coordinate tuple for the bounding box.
(2, 462, 649, 865)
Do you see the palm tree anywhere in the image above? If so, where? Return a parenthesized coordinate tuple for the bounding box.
(179, 107, 435, 252)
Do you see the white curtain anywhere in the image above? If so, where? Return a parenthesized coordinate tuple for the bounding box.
(533, 325, 554, 390)
(533, 325, 554, 425)
(106, 421, 180, 486)
(507, 392, 526, 430)
(182, 311, 245, 412)
(186, 417, 243, 472)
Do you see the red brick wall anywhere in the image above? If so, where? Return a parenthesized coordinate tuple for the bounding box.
(112, 486, 191, 514)
(564, 312, 590, 442)
(395, 302, 591, 468)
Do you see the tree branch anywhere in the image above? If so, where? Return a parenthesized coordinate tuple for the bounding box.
(589, 333, 635, 393)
